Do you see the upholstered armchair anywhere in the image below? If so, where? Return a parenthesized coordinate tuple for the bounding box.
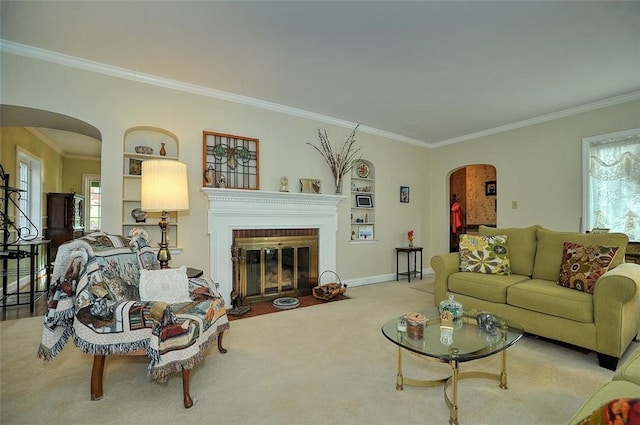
(38, 232, 229, 408)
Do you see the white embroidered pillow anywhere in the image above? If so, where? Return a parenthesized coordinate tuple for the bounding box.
(138, 265, 191, 303)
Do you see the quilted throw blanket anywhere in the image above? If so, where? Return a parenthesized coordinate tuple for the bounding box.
(38, 232, 229, 382)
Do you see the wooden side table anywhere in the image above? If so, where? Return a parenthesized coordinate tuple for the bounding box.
(396, 247, 423, 282)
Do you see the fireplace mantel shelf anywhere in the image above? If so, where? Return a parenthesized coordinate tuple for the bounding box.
(201, 187, 347, 206)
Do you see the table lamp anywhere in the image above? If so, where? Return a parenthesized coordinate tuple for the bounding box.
(141, 160, 189, 268)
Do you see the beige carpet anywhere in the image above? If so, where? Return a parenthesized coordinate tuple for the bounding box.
(1, 281, 635, 425)
(409, 274, 435, 294)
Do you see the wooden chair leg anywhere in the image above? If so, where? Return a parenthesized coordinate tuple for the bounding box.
(91, 354, 106, 400)
(182, 367, 194, 408)
(218, 330, 227, 354)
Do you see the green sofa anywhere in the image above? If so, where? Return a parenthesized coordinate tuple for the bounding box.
(431, 225, 640, 370)
(566, 346, 640, 424)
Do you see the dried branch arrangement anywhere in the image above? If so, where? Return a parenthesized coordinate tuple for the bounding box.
(307, 125, 362, 181)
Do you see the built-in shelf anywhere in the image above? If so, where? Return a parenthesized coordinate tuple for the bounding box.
(122, 126, 181, 249)
(350, 160, 376, 242)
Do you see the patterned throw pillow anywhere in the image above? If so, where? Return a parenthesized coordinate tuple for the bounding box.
(577, 398, 640, 425)
(557, 242, 619, 294)
(459, 234, 511, 275)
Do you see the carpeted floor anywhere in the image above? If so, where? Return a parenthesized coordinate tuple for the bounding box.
(409, 274, 435, 294)
(2, 280, 636, 425)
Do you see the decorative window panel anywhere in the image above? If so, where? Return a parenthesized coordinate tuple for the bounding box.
(203, 131, 260, 190)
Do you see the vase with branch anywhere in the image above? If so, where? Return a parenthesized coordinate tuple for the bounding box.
(307, 125, 362, 194)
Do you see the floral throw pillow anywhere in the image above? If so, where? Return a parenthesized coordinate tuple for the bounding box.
(577, 398, 640, 425)
(557, 242, 619, 294)
(459, 234, 511, 275)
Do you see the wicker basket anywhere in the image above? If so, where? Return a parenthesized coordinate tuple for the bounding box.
(312, 270, 347, 301)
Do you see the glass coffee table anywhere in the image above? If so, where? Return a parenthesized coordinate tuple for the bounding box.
(381, 308, 524, 425)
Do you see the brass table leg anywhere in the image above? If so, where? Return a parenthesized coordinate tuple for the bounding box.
(396, 344, 404, 390)
(500, 340, 508, 389)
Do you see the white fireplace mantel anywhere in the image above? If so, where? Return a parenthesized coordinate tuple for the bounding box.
(202, 188, 347, 305)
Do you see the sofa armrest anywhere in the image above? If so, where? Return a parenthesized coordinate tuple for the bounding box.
(593, 263, 640, 357)
(430, 252, 460, 306)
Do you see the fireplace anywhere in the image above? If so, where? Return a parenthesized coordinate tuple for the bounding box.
(232, 229, 319, 304)
(203, 188, 346, 306)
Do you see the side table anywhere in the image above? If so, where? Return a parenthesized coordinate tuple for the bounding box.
(396, 246, 423, 282)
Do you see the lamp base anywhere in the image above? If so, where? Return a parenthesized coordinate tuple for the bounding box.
(157, 212, 171, 269)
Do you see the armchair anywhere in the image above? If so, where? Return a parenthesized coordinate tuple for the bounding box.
(38, 232, 229, 408)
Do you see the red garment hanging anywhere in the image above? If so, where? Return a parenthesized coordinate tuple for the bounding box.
(451, 202, 463, 234)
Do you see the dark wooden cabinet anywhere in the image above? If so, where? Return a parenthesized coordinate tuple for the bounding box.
(46, 193, 85, 258)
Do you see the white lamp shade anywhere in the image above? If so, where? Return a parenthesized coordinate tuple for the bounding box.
(141, 160, 189, 212)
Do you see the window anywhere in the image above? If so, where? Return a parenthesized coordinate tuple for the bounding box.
(582, 128, 640, 241)
(83, 175, 101, 231)
(15, 149, 41, 240)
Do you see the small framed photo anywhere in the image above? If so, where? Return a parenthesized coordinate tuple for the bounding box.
(300, 178, 322, 194)
(400, 186, 410, 203)
(356, 194, 373, 208)
(358, 225, 374, 240)
(485, 181, 497, 196)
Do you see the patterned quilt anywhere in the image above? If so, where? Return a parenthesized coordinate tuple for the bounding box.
(38, 232, 229, 382)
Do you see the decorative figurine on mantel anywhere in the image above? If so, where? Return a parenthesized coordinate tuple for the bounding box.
(307, 124, 362, 194)
(280, 176, 289, 192)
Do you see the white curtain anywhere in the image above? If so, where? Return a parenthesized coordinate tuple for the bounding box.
(588, 131, 640, 241)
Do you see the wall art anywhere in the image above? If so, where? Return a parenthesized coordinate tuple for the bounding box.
(203, 131, 259, 189)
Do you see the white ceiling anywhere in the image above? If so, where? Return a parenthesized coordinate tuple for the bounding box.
(1, 1, 639, 151)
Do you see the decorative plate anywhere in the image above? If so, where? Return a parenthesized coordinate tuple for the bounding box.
(356, 162, 370, 178)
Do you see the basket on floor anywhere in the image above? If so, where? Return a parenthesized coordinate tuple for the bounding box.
(312, 270, 347, 301)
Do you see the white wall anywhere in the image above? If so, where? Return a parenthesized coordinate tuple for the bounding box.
(428, 99, 640, 257)
(1, 52, 431, 284)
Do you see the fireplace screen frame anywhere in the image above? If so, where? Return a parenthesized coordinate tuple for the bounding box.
(233, 235, 319, 303)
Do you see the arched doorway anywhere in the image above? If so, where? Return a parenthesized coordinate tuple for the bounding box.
(449, 164, 497, 252)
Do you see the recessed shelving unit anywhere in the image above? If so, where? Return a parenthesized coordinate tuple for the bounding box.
(122, 127, 180, 250)
(350, 159, 375, 242)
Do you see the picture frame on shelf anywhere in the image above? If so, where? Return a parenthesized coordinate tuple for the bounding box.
(300, 178, 322, 194)
(356, 194, 373, 208)
(358, 225, 374, 240)
(485, 180, 497, 196)
(400, 186, 410, 203)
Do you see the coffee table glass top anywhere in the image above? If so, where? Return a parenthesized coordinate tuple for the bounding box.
(382, 307, 524, 362)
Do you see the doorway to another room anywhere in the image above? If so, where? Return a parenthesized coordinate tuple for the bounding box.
(449, 164, 497, 252)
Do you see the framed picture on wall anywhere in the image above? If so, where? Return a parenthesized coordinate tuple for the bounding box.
(400, 186, 410, 203)
(202, 131, 260, 189)
(485, 180, 497, 196)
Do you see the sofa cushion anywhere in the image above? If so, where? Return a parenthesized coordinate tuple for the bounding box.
(557, 242, 619, 294)
(459, 234, 511, 275)
(448, 272, 530, 303)
(613, 346, 640, 386)
(139, 266, 192, 303)
(532, 228, 628, 282)
(479, 224, 541, 276)
(507, 279, 594, 323)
